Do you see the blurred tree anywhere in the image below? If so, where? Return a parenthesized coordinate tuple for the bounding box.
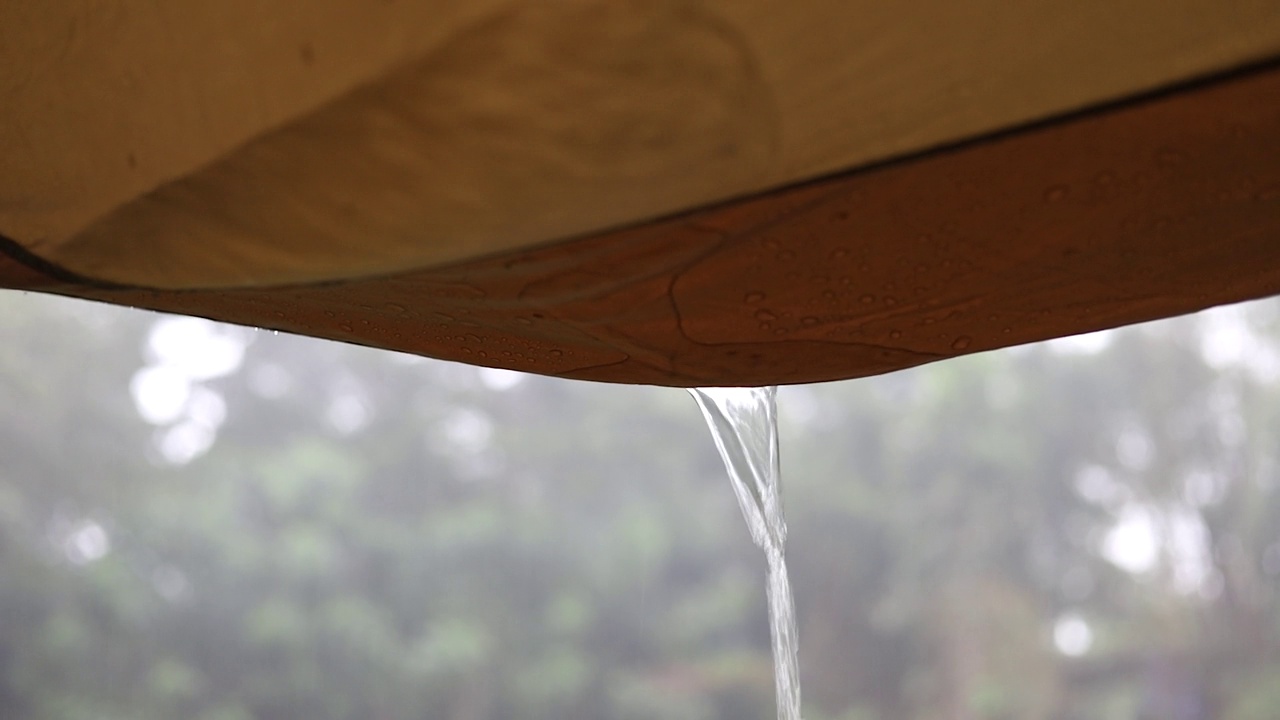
(0, 289, 1278, 719)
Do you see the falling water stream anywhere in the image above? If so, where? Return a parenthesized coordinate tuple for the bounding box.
(689, 386, 802, 720)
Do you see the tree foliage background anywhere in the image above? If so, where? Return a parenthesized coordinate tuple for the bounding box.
(1, 290, 1279, 720)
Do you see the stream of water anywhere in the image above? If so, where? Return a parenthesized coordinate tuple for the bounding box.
(689, 386, 802, 720)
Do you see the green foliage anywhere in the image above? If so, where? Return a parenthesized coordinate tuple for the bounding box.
(2, 290, 1280, 719)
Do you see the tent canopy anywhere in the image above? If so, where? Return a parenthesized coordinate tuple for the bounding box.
(3, 0, 1280, 385)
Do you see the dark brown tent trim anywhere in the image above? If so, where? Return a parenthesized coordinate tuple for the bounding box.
(4, 60, 1280, 386)
(0, 235, 120, 290)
